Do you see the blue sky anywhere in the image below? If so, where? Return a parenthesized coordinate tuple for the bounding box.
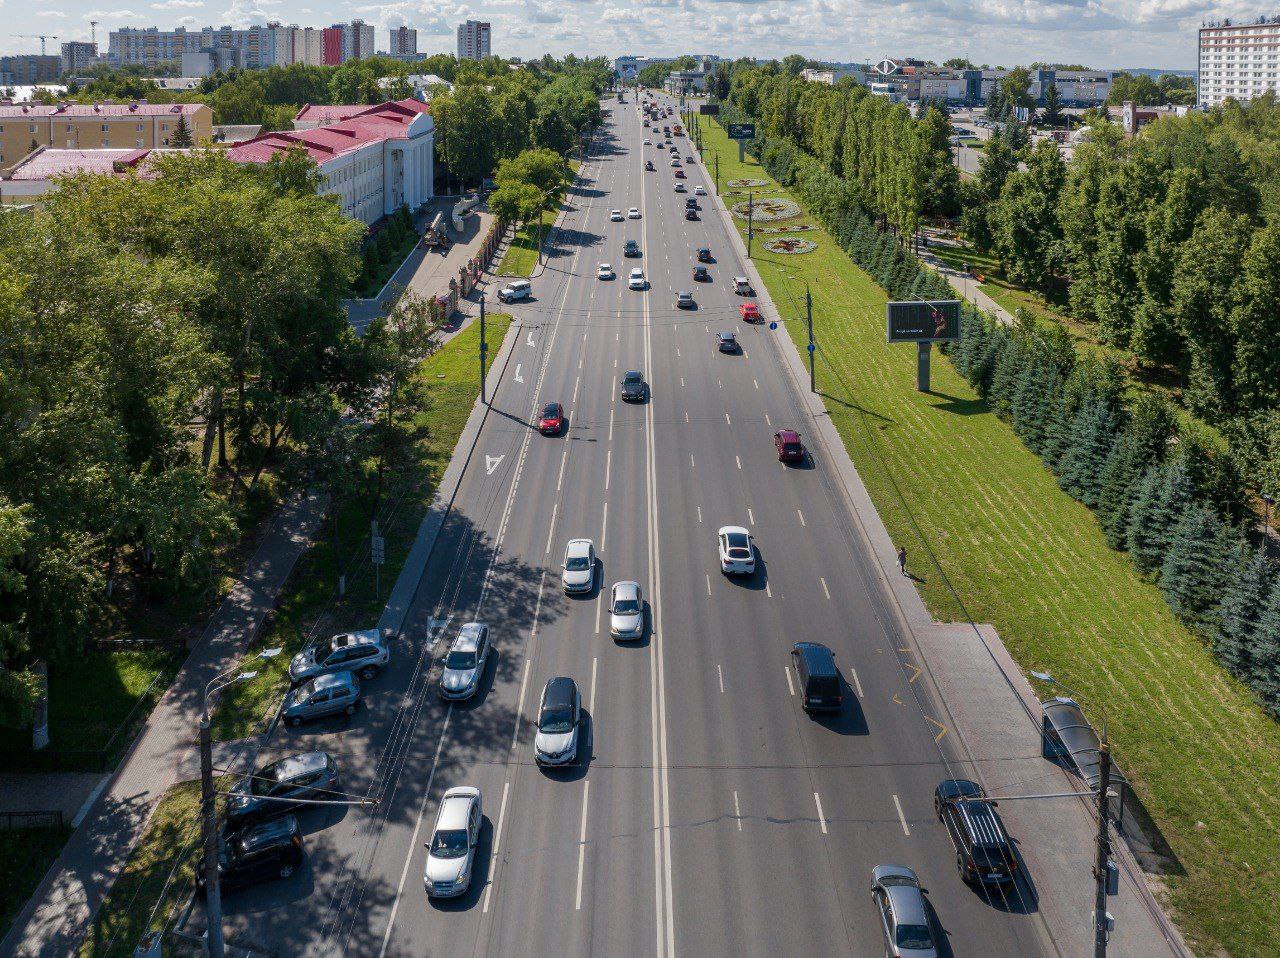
(0, 0, 1220, 68)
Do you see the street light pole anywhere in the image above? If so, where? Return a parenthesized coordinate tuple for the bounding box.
(1094, 737, 1113, 958)
(806, 285, 816, 393)
(747, 193, 754, 258)
(479, 296, 488, 405)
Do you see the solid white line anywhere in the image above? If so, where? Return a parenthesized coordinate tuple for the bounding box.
(814, 792, 828, 835)
(481, 780, 511, 913)
(735, 455, 741, 470)
(557, 445, 569, 491)
(545, 503, 558, 555)
(797, 509, 806, 527)
(575, 779, 592, 910)
(893, 795, 911, 835)
(850, 667, 865, 698)
(784, 665, 796, 696)
(377, 706, 452, 957)
(733, 790, 743, 830)
(717, 663, 724, 693)
(605, 449, 612, 490)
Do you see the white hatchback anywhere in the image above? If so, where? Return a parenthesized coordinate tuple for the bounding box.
(610, 209, 624, 222)
(598, 262, 614, 280)
(562, 538, 596, 594)
(628, 207, 642, 219)
(628, 268, 647, 290)
(693, 185, 707, 195)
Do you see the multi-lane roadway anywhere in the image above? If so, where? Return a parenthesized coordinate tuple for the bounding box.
(223, 95, 1065, 957)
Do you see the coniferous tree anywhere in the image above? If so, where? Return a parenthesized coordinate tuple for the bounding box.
(1251, 580, 1280, 715)
(1125, 464, 1167, 573)
(1216, 544, 1272, 678)
(1057, 392, 1119, 506)
(1097, 434, 1145, 548)
(989, 333, 1025, 417)
(1011, 354, 1057, 454)
(1159, 504, 1232, 625)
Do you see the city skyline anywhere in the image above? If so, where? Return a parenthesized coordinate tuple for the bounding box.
(0, 0, 1234, 69)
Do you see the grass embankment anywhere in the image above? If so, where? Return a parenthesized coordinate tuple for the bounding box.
(1, 824, 74, 938)
(695, 113, 1280, 958)
(211, 314, 513, 741)
(495, 160, 582, 277)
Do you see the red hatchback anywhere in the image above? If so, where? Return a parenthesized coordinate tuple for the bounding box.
(673, 169, 686, 179)
(739, 302, 761, 323)
(774, 429, 805, 463)
(539, 402, 565, 435)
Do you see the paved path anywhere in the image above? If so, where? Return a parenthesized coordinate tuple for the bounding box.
(918, 237, 1017, 325)
(0, 489, 328, 958)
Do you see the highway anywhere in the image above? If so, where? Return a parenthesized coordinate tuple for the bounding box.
(222, 96, 1063, 957)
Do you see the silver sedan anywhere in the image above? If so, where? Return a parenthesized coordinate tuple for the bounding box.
(609, 581, 644, 639)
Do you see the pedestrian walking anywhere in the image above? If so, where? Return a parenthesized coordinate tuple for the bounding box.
(896, 546, 908, 578)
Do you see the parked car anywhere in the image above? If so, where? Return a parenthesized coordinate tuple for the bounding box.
(717, 525, 755, 575)
(497, 279, 531, 303)
(289, 628, 388, 684)
(199, 816, 304, 896)
(609, 581, 644, 639)
(534, 676, 582, 767)
(791, 642, 842, 713)
(438, 622, 491, 701)
(282, 671, 361, 727)
(934, 779, 1018, 885)
(225, 752, 339, 830)
(870, 865, 939, 957)
(424, 786, 483, 898)
(774, 429, 805, 463)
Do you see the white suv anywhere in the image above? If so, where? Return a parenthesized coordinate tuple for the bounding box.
(628, 268, 647, 290)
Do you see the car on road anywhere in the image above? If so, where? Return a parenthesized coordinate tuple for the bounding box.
(628, 207, 642, 219)
(676, 291, 694, 309)
(610, 209, 624, 222)
(791, 642, 842, 713)
(693, 185, 707, 196)
(774, 429, 805, 463)
(739, 302, 761, 323)
(538, 401, 565, 435)
(686, 154, 696, 163)
(673, 169, 686, 179)
(424, 786, 482, 898)
(645, 160, 655, 171)
(674, 182, 687, 193)
(669, 158, 681, 167)
(438, 622, 491, 701)
(609, 580, 644, 639)
(643, 137, 651, 144)
(716, 330, 738, 353)
(597, 262, 614, 280)
(534, 676, 582, 767)
(718, 525, 755, 575)
(620, 369, 647, 402)
(870, 865, 938, 957)
(497, 279, 531, 303)
(225, 751, 339, 830)
(692, 265, 709, 282)
(282, 671, 361, 727)
(733, 277, 753, 296)
(199, 816, 304, 896)
(934, 779, 1018, 886)
(562, 538, 596, 594)
(628, 267, 647, 289)
(684, 208, 698, 220)
(289, 628, 389, 684)
(623, 239, 641, 257)
(685, 197, 698, 209)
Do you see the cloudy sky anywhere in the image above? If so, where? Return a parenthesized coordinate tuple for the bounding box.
(0, 0, 1231, 68)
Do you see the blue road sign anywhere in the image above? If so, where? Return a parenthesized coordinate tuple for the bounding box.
(807, 343, 816, 352)
(769, 321, 778, 330)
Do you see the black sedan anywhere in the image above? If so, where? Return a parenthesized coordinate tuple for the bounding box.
(620, 370, 648, 402)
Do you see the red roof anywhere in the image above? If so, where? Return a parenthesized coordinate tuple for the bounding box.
(5, 147, 175, 181)
(227, 99, 431, 166)
(0, 102, 204, 119)
(293, 104, 368, 125)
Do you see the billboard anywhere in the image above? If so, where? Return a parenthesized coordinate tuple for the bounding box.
(699, 103, 720, 115)
(726, 123, 756, 140)
(886, 300, 961, 342)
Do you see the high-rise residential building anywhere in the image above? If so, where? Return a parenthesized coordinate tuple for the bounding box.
(0, 55, 63, 85)
(108, 22, 374, 69)
(343, 20, 376, 61)
(322, 27, 344, 66)
(457, 20, 491, 60)
(390, 26, 417, 57)
(60, 42, 99, 76)
(1198, 17, 1280, 107)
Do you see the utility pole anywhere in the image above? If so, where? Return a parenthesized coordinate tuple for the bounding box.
(714, 153, 719, 195)
(199, 714, 224, 958)
(479, 296, 488, 404)
(747, 193, 754, 258)
(1094, 738, 1113, 958)
(805, 286, 816, 393)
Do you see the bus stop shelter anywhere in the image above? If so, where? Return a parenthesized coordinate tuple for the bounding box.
(1040, 696, 1129, 830)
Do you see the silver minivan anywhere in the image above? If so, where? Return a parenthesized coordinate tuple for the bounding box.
(282, 671, 361, 727)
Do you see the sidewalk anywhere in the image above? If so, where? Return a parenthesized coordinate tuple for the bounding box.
(916, 236, 1017, 326)
(0, 489, 328, 958)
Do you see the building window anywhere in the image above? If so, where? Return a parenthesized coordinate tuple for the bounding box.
(101, 139, 109, 147)
(136, 123, 144, 132)
(136, 138, 144, 148)
(101, 123, 108, 132)
(29, 124, 36, 133)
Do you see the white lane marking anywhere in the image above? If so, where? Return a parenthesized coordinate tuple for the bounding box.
(753, 379, 759, 390)
(614, 358, 618, 368)
(717, 379, 722, 389)
(820, 577, 831, 599)
(690, 454, 695, 469)
(706, 574, 711, 596)
(893, 794, 911, 836)
(747, 508, 755, 525)
(527, 331, 536, 347)
(764, 413, 771, 427)
(545, 503, 558, 555)
(572, 375, 581, 406)
(481, 780, 510, 913)
(733, 790, 743, 831)
(600, 501, 608, 552)
(605, 449, 612, 490)
(513, 363, 524, 384)
(589, 655, 599, 713)
(377, 706, 452, 958)
(850, 667, 864, 699)
(684, 410, 689, 423)
(680, 376, 685, 387)
(485, 454, 505, 475)
(784, 665, 796, 696)
(735, 455, 741, 470)
(575, 779, 592, 910)
(725, 413, 731, 426)
(814, 793, 828, 835)
(609, 408, 615, 442)
(579, 357, 584, 370)
(765, 581, 772, 598)
(797, 509, 806, 527)
(595, 588, 603, 635)
(696, 506, 702, 523)
(557, 446, 569, 491)
(717, 663, 724, 693)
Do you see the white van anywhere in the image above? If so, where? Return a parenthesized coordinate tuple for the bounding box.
(498, 279, 532, 303)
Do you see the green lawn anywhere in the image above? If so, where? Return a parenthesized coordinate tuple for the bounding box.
(495, 161, 581, 277)
(0, 824, 73, 940)
(211, 314, 513, 741)
(695, 113, 1280, 958)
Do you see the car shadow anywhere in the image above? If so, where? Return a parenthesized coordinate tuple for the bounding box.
(427, 817, 494, 912)
(970, 861, 1040, 914)
(811, 676, 869, 735)
(282, 702, 363, 736)
(924, 899, 957, 958)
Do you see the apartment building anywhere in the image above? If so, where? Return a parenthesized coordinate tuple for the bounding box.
(865, 59, 1111, 106)
(110, 21, 370, 69)
(1198, 17, 1280, 107)
(342, 21, 376, 62)
(457, 20, 491, 60)
(0, 56, 62, 86)
(390, 27, 418, 57)
(0, 102, 213, 173)
(60, 43, 99, 76)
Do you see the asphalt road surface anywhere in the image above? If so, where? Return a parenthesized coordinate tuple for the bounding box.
(223, 97, 1063, 958)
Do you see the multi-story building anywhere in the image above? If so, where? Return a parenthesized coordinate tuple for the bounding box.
(60, 42, 99, 76)
(614, 55, 673, 82)
(390, 26, 417, 57)
(109, 22, 375, 68)
(0, 101, 212, 172)
(0, 56, 63, 86)
(343, 20, 376, 61)
(1198, 17, 1280, 107)
(457, 20, 491, 60)
(322, 27, 344, 66)
(800, 66, 869, 86)
(862, 58, 1111, 107)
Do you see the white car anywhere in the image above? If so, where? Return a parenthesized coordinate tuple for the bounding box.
(424, 786, 482, 898)
(693, 185, 707, 196)
(627, 207, 641, 219)
(562, 538, 596, 594)
(597, 262, 614, 280)
(718, 525, 756, 576)
(674, 183, 687, 193)
(628, 268, 647, 290)
(609, 581, 644, 639)
(643, 138, 652, 145)
(610, 209, 624, 222)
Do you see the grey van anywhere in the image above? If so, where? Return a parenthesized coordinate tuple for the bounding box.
(282, 671, 361, 727)
(790, 643, 843, 713)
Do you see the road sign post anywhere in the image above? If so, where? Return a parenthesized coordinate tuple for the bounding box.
(885, 300, 961, 393)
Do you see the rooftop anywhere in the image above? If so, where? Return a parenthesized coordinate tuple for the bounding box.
(230, 99, 431, 166)
(2, 147, 180, 181)
(0, 102, 205, 119)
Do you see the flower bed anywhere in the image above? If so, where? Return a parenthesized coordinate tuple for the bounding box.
(731, 198, 801, 222)
(762, 237, 817, 254)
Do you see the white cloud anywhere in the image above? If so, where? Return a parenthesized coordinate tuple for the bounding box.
(151, 0, 204, 7)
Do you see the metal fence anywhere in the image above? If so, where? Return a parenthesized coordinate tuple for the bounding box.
(0, 809, 64, 830)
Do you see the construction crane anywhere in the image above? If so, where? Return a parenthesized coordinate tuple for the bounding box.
(11, 34, 60, 56)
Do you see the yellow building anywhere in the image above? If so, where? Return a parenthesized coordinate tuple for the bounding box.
(0, 102, 213, 173)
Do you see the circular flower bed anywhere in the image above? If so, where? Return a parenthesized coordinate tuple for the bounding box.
(761, 224, 815, 234)
(726, 178, 769, 188)
(762, 237, 817, 255)
(731, 198, 801, 222)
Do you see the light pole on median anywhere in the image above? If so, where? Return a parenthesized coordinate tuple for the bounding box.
(200, 646, 283, 958)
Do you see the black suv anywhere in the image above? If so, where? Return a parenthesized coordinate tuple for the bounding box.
(934, 779, 1018, 886)
(200, 816, 305, 895)
(225, 751, 340, 830)
(623, 239, 641, 258)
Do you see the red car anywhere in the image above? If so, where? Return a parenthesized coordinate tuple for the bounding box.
(539, 401, 565, 435)
(774, 430, 805, 462)
(739, 302, 761, 323)
(673, 169, 686, 179)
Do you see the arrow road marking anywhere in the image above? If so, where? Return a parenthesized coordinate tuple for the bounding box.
(527, 331, 536, 347)
(925, 716, 949, 743)
(486, 454, 505, 475)
(513, 363, 524, 384)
